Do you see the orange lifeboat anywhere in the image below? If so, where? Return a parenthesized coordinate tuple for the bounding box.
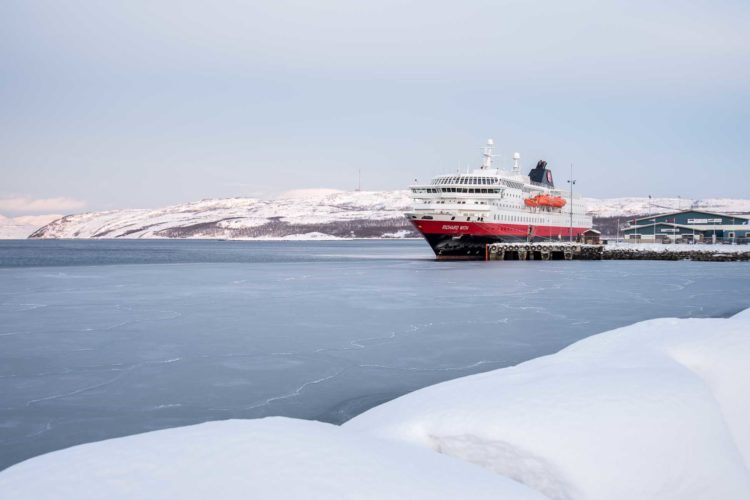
(524, 194, 567, 208)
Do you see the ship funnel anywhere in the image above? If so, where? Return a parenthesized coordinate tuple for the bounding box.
(528, 160, 554, 188)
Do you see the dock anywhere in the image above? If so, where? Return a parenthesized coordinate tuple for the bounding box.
(484, 243, 750, 262)
(485, 243, 603, 261)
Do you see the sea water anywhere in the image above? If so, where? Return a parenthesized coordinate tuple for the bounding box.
(1, 239, 749, 470)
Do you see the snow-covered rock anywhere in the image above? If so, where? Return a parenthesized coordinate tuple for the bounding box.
(346, 311, 750, 500)
(604, 242, 750, 253)
(0, 418, 544, 500)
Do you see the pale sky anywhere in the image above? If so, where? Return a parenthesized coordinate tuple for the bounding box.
(1, 0, 749, 215)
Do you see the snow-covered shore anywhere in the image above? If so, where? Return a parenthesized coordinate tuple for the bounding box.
(604, 242, 750, 253)
(1, 310, 749, 499)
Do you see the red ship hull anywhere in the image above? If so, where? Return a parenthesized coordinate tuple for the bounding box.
(411, 219, 589, 259)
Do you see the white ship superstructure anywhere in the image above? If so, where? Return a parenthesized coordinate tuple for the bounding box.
(406, 139, 592, 258)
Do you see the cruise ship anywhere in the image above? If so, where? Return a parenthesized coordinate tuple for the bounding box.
(406, 140, 593, 259)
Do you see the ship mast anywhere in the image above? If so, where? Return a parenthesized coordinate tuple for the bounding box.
(481, 139, 494, 169)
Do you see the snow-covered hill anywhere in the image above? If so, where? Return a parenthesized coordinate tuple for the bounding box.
(582, 197, 750, 218)
(28, 191, 414, 240)
(14, 191, 750, 240)
(0, 214, 62, 239)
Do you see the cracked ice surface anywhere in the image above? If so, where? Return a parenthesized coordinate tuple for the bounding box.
(1, 239, 749, 471)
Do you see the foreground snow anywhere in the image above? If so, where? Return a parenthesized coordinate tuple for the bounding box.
(0, 418, 543, 500)
(1, 311, 749, 499)
(346, 309, 750, 500)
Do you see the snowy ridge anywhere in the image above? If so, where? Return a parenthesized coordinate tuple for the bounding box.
(28, 191, 413, 240)
(2, 311, 749, 499)
(582, 196, 750, 218)
(0, 214, 61, 239)
(13, 192, 750, 239)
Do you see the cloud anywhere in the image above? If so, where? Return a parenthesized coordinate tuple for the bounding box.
(0, 196, 86, 214)
(7, 214, 63, 226)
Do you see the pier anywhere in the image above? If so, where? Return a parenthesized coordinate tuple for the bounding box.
(485, 243, 603, 261)
(484, 243, 750, 262)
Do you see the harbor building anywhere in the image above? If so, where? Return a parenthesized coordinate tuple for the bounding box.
(622, 210, 750, 244)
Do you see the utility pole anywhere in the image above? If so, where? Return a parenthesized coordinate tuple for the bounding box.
(649, 194, 653, 243)
(616, 217, 620, 245)
(567, 164, 576, 243)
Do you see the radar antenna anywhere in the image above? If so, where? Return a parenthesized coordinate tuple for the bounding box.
(512, 152, 521, 173)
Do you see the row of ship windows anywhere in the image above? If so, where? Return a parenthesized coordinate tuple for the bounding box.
(416, 199, 530, 208)
(413, 188, 503, 194)
(429, 177, 527, 190)
(431, 213, 586, 224)
(432, 200, 488, 205)
(489, 215, 587, 224)
(432, 177, 498, 185)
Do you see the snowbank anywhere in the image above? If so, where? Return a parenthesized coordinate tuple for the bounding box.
(346, 310, 750, 500)
(2, 312, 749, 499)
(0, 418, 544, 500)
